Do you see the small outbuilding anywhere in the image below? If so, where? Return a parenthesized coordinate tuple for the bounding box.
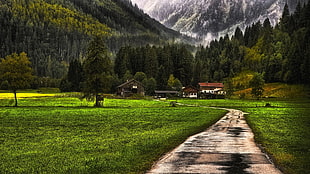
(117, 79, 145, 97)
(154, 90, 179, 99)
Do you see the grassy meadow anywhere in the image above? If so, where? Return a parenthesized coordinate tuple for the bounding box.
(177, 99, 310, 174)
(1, 89, 309, 174)
(0, 91, 226, 173)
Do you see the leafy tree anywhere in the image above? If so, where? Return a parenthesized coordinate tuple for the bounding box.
(83, 36, 112, 107)
(122, 70, 133, 82)
(249, 73, 265, 99)
(224, 78, 234, 98)
(59, 78, 72, 92)
(167, 74, 182, 91)
(142, 77, 157, 96)
(0, 52, 34, 106)
(133, 72, 147, 82)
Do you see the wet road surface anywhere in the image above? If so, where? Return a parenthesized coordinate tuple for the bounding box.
(147, 109, 282, 174)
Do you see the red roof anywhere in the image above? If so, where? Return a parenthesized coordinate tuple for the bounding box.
(183, 86, 199, 93)
(199, 83, 224, 88)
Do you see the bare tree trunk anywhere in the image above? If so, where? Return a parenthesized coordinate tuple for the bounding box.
(95, 93, 101, 107)
(13, 90, 18, 107)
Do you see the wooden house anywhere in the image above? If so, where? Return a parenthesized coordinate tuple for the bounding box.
(117, 79, 145, 97)
(199, 83, 225, 99)
(199, 83, 224, 94)
(182, 86, 199, 98)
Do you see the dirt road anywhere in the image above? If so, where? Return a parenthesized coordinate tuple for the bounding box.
(147, 109, 282, 174)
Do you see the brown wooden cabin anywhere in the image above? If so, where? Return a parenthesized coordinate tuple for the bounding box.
(117, 79, 145, 97)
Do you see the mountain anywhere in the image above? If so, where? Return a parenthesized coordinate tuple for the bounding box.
(0, 0, 184, 79)
(131, 0, 308, 44)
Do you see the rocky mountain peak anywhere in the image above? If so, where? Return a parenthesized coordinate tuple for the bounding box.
(131, 0, 308, 44)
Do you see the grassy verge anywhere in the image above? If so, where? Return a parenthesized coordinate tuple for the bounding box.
(177, 99, 310, 174)
(0, 97, 226, 173)
(242, 100, 310, 174)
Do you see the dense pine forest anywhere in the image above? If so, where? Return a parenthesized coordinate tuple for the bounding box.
(195, 2, 310, 87)
(0, 0, 181, 81)
(1, 0, 310, 93)
(112, 2, 310, 93)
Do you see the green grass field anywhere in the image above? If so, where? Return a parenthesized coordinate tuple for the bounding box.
(1, 89, 309, 174)
(177, 99, 310, 174)
(0, 94, 226, 173)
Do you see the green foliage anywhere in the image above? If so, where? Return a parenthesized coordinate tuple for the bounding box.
(83, 36, 112, 106)
(114, 44, 193, 88)
(67, 59, 84, 92)
(0, 52, 33, 90)
(144, 45, 158, 78)
(195, 2, 310, 86)
(0, 0, 182, 80)
(167, 74, 182, 91)
(133, 72, 147, 82)
(249, 72, 265, 99)
(11, 0, 110, 36)
(0, 52, 34, 106)
(59, 78, 72, 92)
(231, 71, 255, 90)
(142, 77, 157, 96)
(122, 70, 133, 82)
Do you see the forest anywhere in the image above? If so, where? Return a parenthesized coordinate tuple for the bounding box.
(0, 0, 181, 81)
(112, 2, 310, 92)
(1, 0, 310, 93)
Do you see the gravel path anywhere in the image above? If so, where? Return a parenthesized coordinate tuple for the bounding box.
(147, 108, 282, 174)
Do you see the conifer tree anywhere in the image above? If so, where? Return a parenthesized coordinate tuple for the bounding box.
(67, 59, 83, 91)
(280, 3, 291, 33)
(83, 36, 112, 107)
(144, 45, 158, 78)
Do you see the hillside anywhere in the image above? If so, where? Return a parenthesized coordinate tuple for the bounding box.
(0, 0, 183, 79)
(233, 83, 310, 99)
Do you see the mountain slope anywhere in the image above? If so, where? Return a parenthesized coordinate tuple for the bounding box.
(0, 0, 183, 79)
(132, 0, 308, 43)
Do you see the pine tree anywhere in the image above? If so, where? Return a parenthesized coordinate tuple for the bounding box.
(144, 45, 158, 78)
(156, 65, 168, 90)
(280, 3, 292, 33)
(83, 36, 112, 107)
(233, 27, 244, 45)
(67, 59, 83, 91)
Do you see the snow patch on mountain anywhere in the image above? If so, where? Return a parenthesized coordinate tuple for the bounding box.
(131, 0, 307, 44)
